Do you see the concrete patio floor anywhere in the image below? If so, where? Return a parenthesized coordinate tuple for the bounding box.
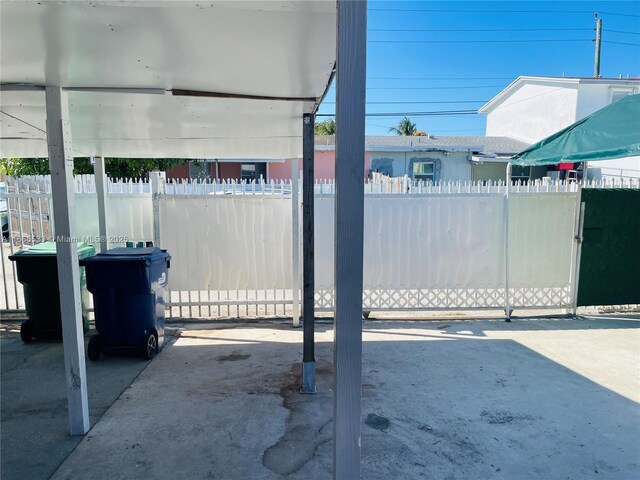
(2, 315, 640, 479)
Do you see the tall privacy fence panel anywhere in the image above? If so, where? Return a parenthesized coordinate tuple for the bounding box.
(313, 191, 577, 311)
(2, 175, 639, 315)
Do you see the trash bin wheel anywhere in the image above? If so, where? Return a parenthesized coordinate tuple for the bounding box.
(20, 321, 33, 343)
(142, 332, 157, 360)
(88, 335, 102, 361)
(363, 310, 371, 319)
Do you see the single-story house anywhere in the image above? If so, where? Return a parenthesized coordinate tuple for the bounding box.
(167, 134, 538, 183)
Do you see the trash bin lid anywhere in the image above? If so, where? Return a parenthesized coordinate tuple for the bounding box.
(82, 247, 170, 265)
(9, 241, 95, 259)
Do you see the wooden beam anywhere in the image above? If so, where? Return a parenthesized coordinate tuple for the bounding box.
(301, 113, 316, 394)
(94, 156, 109, 252)
(333, 1, 367, 478)
(45, 86, 90, 435)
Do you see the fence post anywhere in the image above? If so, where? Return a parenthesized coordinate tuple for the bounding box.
(291, 158, 301, 327)
(94, 157, 109, 252)
(504, 163, 512, 321)
(150, 171, 166, 248)
(571, 187, 586, 316)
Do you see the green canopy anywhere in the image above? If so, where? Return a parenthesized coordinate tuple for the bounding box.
(511, 93, 640, 166)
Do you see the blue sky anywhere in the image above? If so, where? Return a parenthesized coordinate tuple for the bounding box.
(316, 1, 640, 136)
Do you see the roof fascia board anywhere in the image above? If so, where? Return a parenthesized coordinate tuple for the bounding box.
(578, 78, 640, 86)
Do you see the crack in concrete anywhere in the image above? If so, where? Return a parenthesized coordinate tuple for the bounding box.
(262, 362, 333, 476)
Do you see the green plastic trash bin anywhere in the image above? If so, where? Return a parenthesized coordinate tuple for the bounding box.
(9, 241, 94, 342)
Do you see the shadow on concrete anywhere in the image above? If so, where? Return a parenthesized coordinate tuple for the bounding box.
(0, 322, 180, 480)
(40, 319, 640, 480)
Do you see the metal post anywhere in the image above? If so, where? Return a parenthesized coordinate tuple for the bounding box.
(334, 1, 367, 478)
(94, 156, 109, 252)
(572, 196, 586, 316)
(301, 113, 316, 393)
(150, 171, 166, 248)
(504, 163, 512, 321)
(45, 86, 90, 435)
(594, 15, 602, 78)
(291, 158, 301, 327)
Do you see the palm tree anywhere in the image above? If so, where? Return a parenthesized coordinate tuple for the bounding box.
(389, 117, 418, 136)
(315, 118, 336, 135)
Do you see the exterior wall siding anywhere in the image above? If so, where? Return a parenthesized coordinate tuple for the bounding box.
(219, 162, 241, 181)
(485, 81, 579, 143)
(371, 151, 471, 182)
(166, 163, 189, 181)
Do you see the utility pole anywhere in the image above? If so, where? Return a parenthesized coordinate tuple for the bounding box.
(594, 14, 602, 78)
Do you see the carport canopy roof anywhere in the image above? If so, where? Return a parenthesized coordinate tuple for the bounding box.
(0, 1, 337, 159)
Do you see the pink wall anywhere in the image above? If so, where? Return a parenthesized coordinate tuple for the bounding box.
(166, 163, 189, 180)
(268, 151, 372, 181)
(166, 151, 373, 182)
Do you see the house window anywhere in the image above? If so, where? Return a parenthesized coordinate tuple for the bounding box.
(240, 163, 267, 182)
(370, 157, 394, 177)
(511, 165, 531, 182)
(412, 161, 435, 182)
(189, 159, 211, 180)
(241, 164, 256, 181)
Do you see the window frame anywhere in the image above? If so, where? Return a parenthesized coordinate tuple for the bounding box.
(511, 165, 531, 182)
(412, 161, 436, 183)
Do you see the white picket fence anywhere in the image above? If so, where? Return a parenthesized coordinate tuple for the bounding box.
(2, 175, 639, 317)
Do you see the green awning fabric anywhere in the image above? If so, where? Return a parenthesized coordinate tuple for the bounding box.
(511, 93, 640, 166)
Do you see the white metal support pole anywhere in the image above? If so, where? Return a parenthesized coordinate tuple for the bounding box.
(504, 163, 512, 322)
(94, 156, 109, 252)
(45, 86, 90, 435)
(150, 171, 166, 248)
(291, 158, 301, 327)
(334, 1, 367, 478)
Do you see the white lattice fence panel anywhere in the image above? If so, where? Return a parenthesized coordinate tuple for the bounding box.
(316, 287, 572, 311)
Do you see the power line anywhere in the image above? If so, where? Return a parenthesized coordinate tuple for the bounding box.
(318, 110, 480, 118)
(603, 40, 640, 47)
(367, 7, 640, 18)
(599, 11, 640, 18)
(369, 39, 592, 44)
(367, 86, 503, 91)
(367, 111, 479, 117)
(324, 100, 488, 105)
(369, 8, 594, 14)
(369, 27, 593, 32)
(608, 29, 640, 36)
(367, 76, 512, 80)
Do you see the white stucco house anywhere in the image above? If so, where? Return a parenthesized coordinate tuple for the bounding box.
(479, 76, 640, 180)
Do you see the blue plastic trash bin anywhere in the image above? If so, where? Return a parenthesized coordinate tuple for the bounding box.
(80, 247, 171, 361)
